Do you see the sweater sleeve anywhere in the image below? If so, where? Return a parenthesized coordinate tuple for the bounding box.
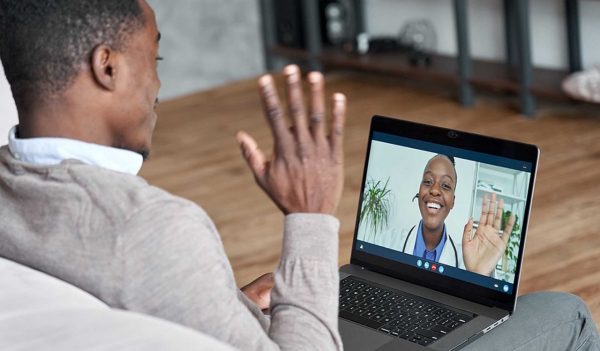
(119, 198, 342, 351)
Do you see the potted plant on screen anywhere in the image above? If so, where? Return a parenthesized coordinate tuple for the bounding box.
(359, 177, 392, 242)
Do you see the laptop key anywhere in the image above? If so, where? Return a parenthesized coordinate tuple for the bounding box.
(418, 337, 433, 346)
(454, 314, 471, 323)
(353, 308, 366, 315)
(431, 324, 451, 335)
(362, 311, 375, 318)
(380, 316, 392, 324)
(340, 310, 383, 330)
(408, 335, 422, 344)
(346, 305, 358, 313)
(398, 332, 414, 340)
(419, 321, 434, 329)
(416, 328, 443, 340)
(379, 327, 391, 334)
(446, 321, 460, 329)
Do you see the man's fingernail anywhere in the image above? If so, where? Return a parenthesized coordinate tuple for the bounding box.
(258, 74, 273, 87)
(333, 93, 346, 101)
(283, 64, 300, 76)
(308, 71, 323, 83)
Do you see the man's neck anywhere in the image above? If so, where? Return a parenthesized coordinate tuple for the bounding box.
(17, 99, 112, 147)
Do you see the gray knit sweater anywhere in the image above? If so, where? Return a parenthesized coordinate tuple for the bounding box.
(0, 146, 342, 350)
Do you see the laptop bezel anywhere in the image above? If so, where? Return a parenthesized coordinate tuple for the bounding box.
(350, 115, 539, 312)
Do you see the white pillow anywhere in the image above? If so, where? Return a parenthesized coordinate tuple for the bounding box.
(0, 258, 236, 350)
(0, 257, 107, 318)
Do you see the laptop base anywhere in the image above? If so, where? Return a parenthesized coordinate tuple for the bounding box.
(339, 264, 508, 350)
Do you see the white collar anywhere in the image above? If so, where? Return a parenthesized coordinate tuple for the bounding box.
(7, 126, 143, 175)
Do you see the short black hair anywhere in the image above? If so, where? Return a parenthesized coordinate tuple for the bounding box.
(0, 0, 145, 104)
(429, 154, 458, 188)
(439, 154, 455, 167)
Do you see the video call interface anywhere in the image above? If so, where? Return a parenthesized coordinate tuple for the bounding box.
(356, 132, 532, 294)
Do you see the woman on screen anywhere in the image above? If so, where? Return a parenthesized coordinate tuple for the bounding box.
(400, 154, 515, 277)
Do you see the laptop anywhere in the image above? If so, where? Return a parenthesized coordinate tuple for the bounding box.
(339, 116, 539, 350)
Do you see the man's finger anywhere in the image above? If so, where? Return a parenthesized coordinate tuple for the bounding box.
(329, 93, 346, 163)
(479, 193, 489, 226)
(308, 71, 326, 142)
(258, 74, 292, 153)
(236, 131, 267, 184)
(502, 214, 515, 246)
(283, 65, 310, 143)
(462, 217, 474, 247)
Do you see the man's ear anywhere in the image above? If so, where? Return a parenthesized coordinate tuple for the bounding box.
(91, 44, 118, 91)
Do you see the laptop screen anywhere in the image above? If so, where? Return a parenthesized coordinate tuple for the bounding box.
(354, 126, 534, 298)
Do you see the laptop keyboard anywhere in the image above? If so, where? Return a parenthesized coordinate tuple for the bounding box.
(339, 276, 474, 347)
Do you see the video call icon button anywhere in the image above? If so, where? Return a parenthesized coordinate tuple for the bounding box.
(424, 262, 430, 269)
(417, 260, 423, 268)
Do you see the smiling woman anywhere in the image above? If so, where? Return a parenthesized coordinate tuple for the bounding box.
(357, 143, 475, 259)
(417, 154, 457, 258)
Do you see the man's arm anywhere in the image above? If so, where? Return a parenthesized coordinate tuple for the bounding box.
(120, 198, 341, 350)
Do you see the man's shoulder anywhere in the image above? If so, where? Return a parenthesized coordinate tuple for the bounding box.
(67, 162, 203, 218)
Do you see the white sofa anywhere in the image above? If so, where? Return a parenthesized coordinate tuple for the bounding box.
(0, 257, 234, 351)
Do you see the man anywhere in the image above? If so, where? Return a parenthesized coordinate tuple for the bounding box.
(0, 1, 598, 350)
(0, 0, 344, 349)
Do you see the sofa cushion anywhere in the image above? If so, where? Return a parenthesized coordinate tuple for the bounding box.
(0, 257, 235, 350)
(0, 257, 107, 317)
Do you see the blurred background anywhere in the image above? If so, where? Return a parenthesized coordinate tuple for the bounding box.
(3, 0, 600, 139)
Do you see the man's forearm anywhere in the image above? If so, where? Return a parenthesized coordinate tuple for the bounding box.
(268, 214, 342, 350)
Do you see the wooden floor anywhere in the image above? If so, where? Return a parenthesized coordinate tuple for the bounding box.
(140, 71, 600, 327)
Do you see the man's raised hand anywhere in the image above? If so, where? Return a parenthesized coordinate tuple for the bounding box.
(236, 65, 346, 215)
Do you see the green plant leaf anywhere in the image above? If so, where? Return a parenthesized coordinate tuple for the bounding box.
(359, 177, 393, 241)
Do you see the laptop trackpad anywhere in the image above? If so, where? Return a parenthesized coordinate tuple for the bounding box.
(339, 319, 393, 351)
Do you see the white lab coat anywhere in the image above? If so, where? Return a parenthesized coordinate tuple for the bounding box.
(366, 222, 465, 270)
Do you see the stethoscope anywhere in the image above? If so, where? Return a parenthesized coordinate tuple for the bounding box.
(404, 194, 459, 267)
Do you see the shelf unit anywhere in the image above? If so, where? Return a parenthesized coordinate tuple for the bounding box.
(259, 0, 587, 117)
(469, 163, 529, 223)
(271, 45, 570, 102)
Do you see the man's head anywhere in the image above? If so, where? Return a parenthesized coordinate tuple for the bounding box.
(0, 0, 161, 159)
(417, 154, 457, 234)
